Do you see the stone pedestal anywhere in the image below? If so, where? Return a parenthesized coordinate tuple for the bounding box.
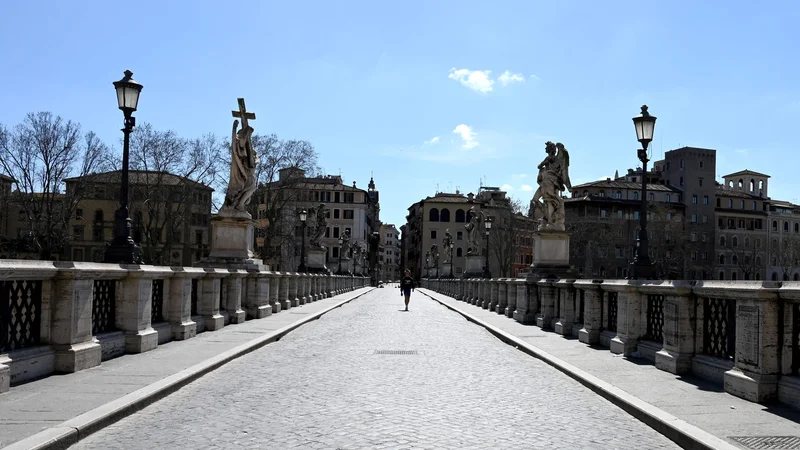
(609, 282, 644, 356)
(167, 267, 203, 340)
(652, 282, 696, 375)
(307, 247, 329, 273)
(512, 280, 536, 323)
(530, 230, 578, 279)
(208, 214, 256, 260)
(118, 265, 172, 353)
(337, 257, 352, 275)
(576, 280, 603, 345)
(463, 255, 483, 278)
(442, 262, 453, 278)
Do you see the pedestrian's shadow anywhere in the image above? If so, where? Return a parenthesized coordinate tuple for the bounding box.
(398, 309, 409, 312)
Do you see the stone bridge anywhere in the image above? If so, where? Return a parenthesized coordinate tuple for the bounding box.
(2, 260, 800, 449)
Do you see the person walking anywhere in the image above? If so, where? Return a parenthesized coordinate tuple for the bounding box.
(399, 269, 416, 311)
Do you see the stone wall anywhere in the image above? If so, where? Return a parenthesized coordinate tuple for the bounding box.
(421, 277, 800, 410)
(0, 260, 368, 393)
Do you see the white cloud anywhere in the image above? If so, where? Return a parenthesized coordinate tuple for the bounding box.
(511, 173, 528, 182)
(530, 74, 540, 81)
(452, 124, 479, 149)
(498, 70, 525, 86)
(501, 184, 514, 191)
(448, 68, 494, 93)
(423, 136, 440, 146)
(521, 184, 534, 192)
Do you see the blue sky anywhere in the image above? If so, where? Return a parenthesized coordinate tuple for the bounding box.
(2, 1, 799, 229)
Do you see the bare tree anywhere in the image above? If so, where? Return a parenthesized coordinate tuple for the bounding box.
(246, 135, 320, 268)
(646, 203, 689, 279)
(125, 123, 223, 264)
(488, 198, 535, 277)
(0, 112, 110, 259)
(724, 235, 764, 280)
(771, 234, 800, 280)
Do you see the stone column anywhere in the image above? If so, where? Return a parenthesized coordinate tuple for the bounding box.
(722, 283, 781, 402)
(535, 279, 558, 330)
(268, 272, 281, 313)
(199, 268, 227, 331)
(286, 272, 298, 308)
(554, 279, 577, 336)
(224, 270, 247, 324)
(278, 272, 291, 309)
(50, 262, 109, 373)
(118, 265, 172, 353)
(504, 278, 517, 317)
(609, 281, 644, 356)
(514, 278, 538, 324)
(576, 279, 603, 345)
(244, 269, 271, 319)
(636, 281, 695, 374)
(778, 285, 800, 409)
(495, 278, 508, 315)
(327, 274, 335, 298)
(167, 267, 204, 340)
(488, 279, 499, 310)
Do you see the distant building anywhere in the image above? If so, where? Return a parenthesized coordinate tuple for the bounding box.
(379, 223, 401, 281)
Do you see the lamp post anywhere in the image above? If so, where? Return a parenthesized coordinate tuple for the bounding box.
(425, 251, 430, 278)
(105, 70, 144, 264)
(337, 236, 344, 275)
(483, 217, 493, 278)
(629, 104, 657, 280)
(298, 209, 307, 273)
(449, 242, 454, 278)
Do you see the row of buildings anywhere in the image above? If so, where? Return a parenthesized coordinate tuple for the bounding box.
(566, 146, 800, 281)
(0, 168, 401, 278)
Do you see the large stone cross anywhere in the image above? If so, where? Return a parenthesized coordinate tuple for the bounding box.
(232, 98, 256, 129)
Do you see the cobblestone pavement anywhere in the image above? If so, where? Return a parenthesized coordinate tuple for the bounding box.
(72, 287, 679, 450)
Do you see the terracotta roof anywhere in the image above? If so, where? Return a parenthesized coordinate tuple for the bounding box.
(715, 186, 762, 200)
(722, 169, 771, 179)
(571, 179, 680, 193)
(64, 170, 213, 190)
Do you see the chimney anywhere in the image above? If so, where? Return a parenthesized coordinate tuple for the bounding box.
(467, 192, 474, 202)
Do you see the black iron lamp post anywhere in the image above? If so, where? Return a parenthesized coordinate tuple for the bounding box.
(449, 242, 454, 278)
(337, 236, 344, 275)
(105, 70, 144, 264)
(298, 209, 307, 273)
(629, 105, 658, 280)
(483, 217, 493, 278)
(425, 251, 430, 278)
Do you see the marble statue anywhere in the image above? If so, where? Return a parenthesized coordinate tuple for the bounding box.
(352, 241, 366, 267)
(221, 98, 258, 217)
(442, 229, 453, 261)
(430, 244, 440, 267)
(309, 204, 328, 248)
(464, 207, 486, 255)
(340, 229, 352, 257)
(530, 141, 572, 231)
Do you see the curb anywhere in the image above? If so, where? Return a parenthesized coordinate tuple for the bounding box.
(3, 288, 375, 450)
(420, 290, 739, 450)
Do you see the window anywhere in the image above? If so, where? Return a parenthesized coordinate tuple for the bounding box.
(93, 227, 103, 241)
(680, 177, 684, 186)
(440, 208, 451, 222)
(691, 214, 697, 223)
(599, 191, 605, 197)
(702, 252, 708, 260)
(692, 195, 697, 204)
(680, 159, 685, 168)
(690, 232, 697, 242)
(701, 233, 708, 242)
(666, 194, 671, 202)
(756, 238, 761, 249)
(600, 209, 608, 218)
(773, 220, 778, 231)
(691, 251, 698, 261)
(333, 209, 341, 219)
(720, 236, 726, 246)
(648, 193, 654, 201)
(429, 208, 440, 222)
(344, 192, 354, 203)
(740, 200, 745, 209)
(322, 191, 331, 202)
(719, 254, 725, 264)
(73, 226, 84, 240)
(633, 192, 639, 200)
(325, 227, 331, 238)
(76, 208, 84, 219)
(615, 191, 622, 199)
(332, 247, 339, 258)
(94, 209, 104, 223)
(716, 198, 721, 207)
(456, 247, 463, 257)
(430, 230, 437, 239)
(334, 192, 341, 203)
(732, 236, 738, 247)
(785, 221, 790, 232)
(700, 161, 704, 169)
(633, 211, 639, 220)
(617, 210, 623, 218)
(796, 223, 800, 233)
(333, 227, 340, 238)
(752, 201, 757, 210)
(719, 271, 725, 280)
(702, 215, 708, 223)
(344, 209, 354, 220)
(455, 209, 466, 223)
(457, 231, 463, 240)
(615, 247, 623, 258)
(703, 196, 709, 205)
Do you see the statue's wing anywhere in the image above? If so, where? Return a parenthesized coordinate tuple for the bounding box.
(561, 147, 572, 191)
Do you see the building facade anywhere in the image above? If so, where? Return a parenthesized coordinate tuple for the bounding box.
(379, 223, 401, 281)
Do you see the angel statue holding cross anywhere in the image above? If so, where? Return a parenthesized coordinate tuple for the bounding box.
(221, 98, 259, 217)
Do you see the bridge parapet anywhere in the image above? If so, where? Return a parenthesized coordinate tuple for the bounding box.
(0, 260, 368, 393)
(421, 277, 800, 410)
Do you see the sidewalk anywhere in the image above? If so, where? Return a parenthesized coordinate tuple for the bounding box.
(421, 289, 800, 450)
(0, 287, 373, 450)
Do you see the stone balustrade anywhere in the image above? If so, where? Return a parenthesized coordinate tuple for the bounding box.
(421, 277, 800, 410)
(0, 259, 368, 393)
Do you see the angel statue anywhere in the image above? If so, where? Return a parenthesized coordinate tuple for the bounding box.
(340, 229, 352, 258)
(442, 229, 453, 261)
(529, 141, 572, 231)
(430, 244, 440, 268)
(309, 204, 328, 248)
(464, 207, 486, 255)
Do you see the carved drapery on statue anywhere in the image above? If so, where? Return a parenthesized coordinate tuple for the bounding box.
(340, 229, 352, 257)
(530, 141, 572, 231)
(442, 229, 453, 261)
(464, 207, 486, 255)
(221, 98, 258, 218)
(309, 203, 328, 249)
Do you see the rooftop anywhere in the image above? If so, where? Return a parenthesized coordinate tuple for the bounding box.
(64, 170, 214, 191)
(715, 186, 762, 200)
(722, 169, 771, 179)
(571, 179, 681, 193)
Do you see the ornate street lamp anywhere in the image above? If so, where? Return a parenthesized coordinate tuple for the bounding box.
(298, 209, 307, 273)
(105, 70, 144, 264)
(483, 217, 493, 278)
(629, 105, 657, 279)
(449, 242, 454, 278)
(337, 236, 344, 275)
(425, 251, 430, 278)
